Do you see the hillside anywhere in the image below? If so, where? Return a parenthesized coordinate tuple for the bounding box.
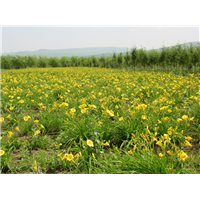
(2, 47, 130, 58)
(2, 41, 199, 58)
(153, 41, 200, 52)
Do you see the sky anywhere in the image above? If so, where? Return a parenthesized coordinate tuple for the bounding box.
(2, 26, 199, 53)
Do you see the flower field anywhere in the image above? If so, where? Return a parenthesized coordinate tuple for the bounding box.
(0, 67, 200, 174)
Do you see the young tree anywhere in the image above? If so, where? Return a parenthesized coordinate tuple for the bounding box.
(78, 56, 88, 67)
(169, 45, 179, 69)
(38, 56, 49, 68)
(26, 55, 38, 68)
(91, 56, 99, 67)
(11, 55, 26, 69)
(117, 52, 124, 68)
(138, 48, 148, 70)
(159, 46, 168, 70)
(71, 56, 78, 67)
(112, 52, 117, 68)
(175, 44, 191, 73)
(190, 43, 200, 69)
(148, 49, 160, 69)
(60, 56, 71, 67)
(49, 57, 61, 67)
(124, 51, 131, 67)
(131, 47, 137, 71)
(99, 56, 106, 68)
(1, 55, 13, 69)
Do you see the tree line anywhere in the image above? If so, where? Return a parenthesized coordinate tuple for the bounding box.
(1, 43, 200, 73)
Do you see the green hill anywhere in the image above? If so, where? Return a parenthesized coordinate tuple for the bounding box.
(2, 47, 130, 58)
(2, 41, 199, 58)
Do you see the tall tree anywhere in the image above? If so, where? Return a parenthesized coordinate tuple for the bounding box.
(131, 47, 137, 71)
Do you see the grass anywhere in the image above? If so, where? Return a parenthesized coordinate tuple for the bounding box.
(0, 67, 200, 174)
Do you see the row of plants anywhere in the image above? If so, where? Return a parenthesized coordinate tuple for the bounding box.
(1, 43, 200, 72)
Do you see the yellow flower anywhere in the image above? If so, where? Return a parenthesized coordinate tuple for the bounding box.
(87, 140, 94, 147)
(7, 115, 11, 119)
(0, 136, 2, 140)
(189, 117, 194, 122)
(104, 142, 109, 146)
(182, 115, 188, 121)
(62, 154, 67, 160)
(40, 125, 45, 129)
(179, 151, 189, 161)
(167, 151, 172, 156)
(106, 110, 114, 117)
(177, 118, 182, 123)
(184, 140, 192, 147)
(57, 154, 62, 158)
(128, 150, 133, 155)
(65, 112, 69, 116)
(7, 131, 13, 138)
(167, 130, 172, 135)
(156, 141, 162, 147)
(66, 153, 74, 161)
(34, 120, 39, 123)
(109, 110, 114, 117)
(159, 153, 164, 158)
(34, 166, 37, 170)
(92, 153, 96, 159)
(24, 116, 31, 121)
(119, 117, 124, 121)
(74, 153, 80, 158)
(15, 127, 20, 131)
(18, 100, 24, 104)
(9, 106, 14, 110)
(185, 136, 192, 141)
(141, 115, 148, 120)
(163, 117, 168, 121)
(158, 120, 162, 124)
(70, 108, 76, 113)
(133, 145, 137, 151)
(0, 150, 5, 156)
(164, 134, 168, 140)
(168, 127, 173, 131)
(0, 117, 4, 123)
(34, 130, 40, 137)
(79, 104, 87, 109)
(81, 108, 88, 114)
(98, 121, 103, 125)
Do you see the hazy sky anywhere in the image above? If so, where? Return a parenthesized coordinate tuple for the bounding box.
(2, 26, 199, 53)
